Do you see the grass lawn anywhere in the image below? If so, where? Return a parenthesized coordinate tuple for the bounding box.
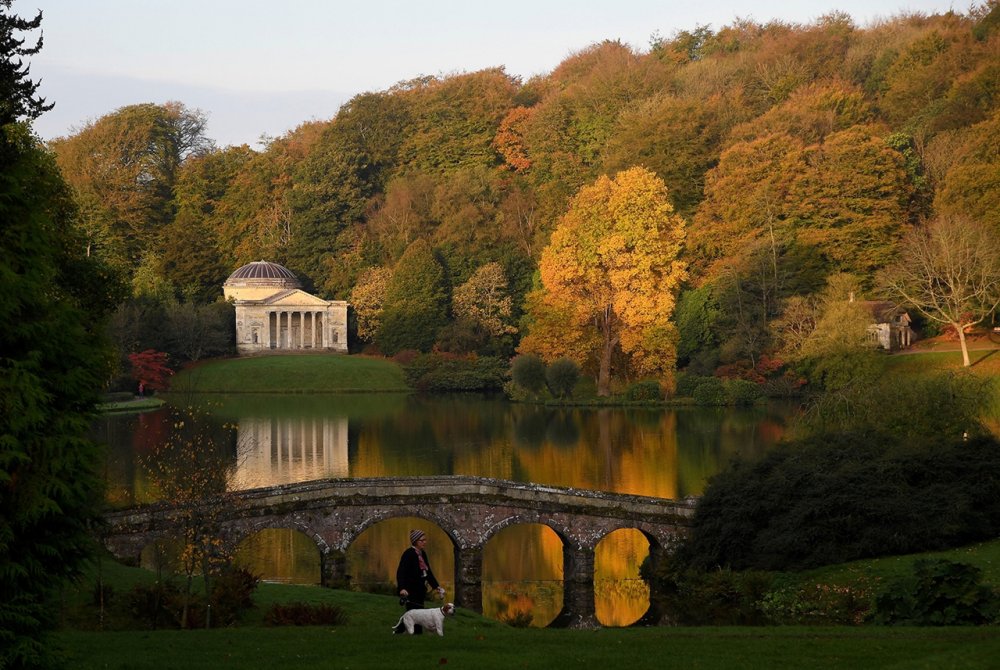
(51, 543, 1000, 670)
(53, 624, 1000, 670)
(170, 355, 410, 393)
(98, 397, 165, 413)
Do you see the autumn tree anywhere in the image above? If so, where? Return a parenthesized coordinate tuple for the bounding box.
(452, 262, 517, 337)
(932, 110, 1000, 235)
(128, 349, 174, 394)
(879, 215, 1000, 367)
(51, 102, 214, 277)
(520, 167, 687, 395)
(348, 266, 393, 343)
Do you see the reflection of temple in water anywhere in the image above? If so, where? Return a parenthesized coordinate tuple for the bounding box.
(231, 417, 349, 490)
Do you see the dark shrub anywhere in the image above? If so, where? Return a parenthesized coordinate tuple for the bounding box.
(511, 354, 546, 395)
(692, 377, 726, 405)
(263, 602, 347, 626)
(676, 372, 711, 397)
(676, 434, 1000, 572)
(723, 378, 762, 405)
(403, 353, 507, 392)
(126, 581, 182, 629)
(642, 554, 772, 625)
(624, 380, 662, 402)
(209, 567, 260, 625)
(873, 559, 1000, 626)
(545, 357, 579, 399)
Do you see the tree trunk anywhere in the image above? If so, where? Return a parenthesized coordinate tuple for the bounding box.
(597, 305, 616, 396)
(957, 322, 971, 367)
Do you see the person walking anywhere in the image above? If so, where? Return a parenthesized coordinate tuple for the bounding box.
(394, 529, 444, 634)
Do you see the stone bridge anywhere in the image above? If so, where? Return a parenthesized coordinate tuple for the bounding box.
(102, 476, 697, 628)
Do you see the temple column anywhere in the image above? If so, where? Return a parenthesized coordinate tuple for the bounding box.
(265, 311, 272, 349)
(299, 312, 305, 349)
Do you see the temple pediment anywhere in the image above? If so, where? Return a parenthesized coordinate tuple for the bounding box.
(256, 289, 332, 307)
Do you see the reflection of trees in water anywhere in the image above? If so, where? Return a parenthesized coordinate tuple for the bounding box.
(595, 579, 650, 627)
(545, 410, 580, 447)
(345, 517, 454, 594)
(483, 581, 563, 627)
(512, 407, 547, 448)
(595, 529, 650, 627)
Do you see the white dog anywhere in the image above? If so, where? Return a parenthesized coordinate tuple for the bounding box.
(391, 603, 456, 636)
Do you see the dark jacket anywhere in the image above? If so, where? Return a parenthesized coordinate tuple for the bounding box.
(396, 546, 440, 607)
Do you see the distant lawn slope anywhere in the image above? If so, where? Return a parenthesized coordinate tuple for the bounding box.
(171, 355, 410, 393)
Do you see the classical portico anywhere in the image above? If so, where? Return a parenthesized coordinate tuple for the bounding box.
(224, 261, 348, 355)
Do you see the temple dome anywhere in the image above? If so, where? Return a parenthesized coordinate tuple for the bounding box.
(223, 261, 301, 300)
(226, 260, 299, 283)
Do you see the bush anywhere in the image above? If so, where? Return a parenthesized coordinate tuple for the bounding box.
(872, 559, 1000, 626)
(723, 378, 762, 405)
(760, 581, 875, 625)
(126, 581, 182, 629)
(624, 380, 662, 402)
(511, 354, 546, 395)
(403, 353, 507, 392)
(642, 555, 772, 626)
(692, 377, 727, 405)
(545, 358, 580, 399)
(676, 433, 1000, 572)
(209, 567, 260, 625)
(263, 602, 348, 626)
(676, 372, 712, 397)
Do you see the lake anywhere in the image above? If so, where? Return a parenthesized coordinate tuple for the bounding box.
(95, 393, 796, 626)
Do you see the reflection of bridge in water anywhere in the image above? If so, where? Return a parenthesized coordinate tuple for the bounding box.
(103, 476, 696, 628)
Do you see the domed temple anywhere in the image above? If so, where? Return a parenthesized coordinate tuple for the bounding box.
(223, 261, 348, 355)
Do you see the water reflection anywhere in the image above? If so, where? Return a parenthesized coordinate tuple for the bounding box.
(231, 417, 349, 489)
(95, 393, 796, 626)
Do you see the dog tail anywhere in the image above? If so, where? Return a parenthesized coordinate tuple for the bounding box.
(390, 615, 404, 632)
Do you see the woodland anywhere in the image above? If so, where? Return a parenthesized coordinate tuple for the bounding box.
(48, 5, 1000, 395)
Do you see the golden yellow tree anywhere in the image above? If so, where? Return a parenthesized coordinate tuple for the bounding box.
(520, 167, 687, 395)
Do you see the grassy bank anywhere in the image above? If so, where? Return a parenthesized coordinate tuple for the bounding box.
(170, 355, 410, 393)
(52, 541, 1000, 669)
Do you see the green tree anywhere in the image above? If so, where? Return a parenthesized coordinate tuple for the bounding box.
(1, 8, 120, 661)
(377, 239, 449, 354)
(521, 167, 687, 395)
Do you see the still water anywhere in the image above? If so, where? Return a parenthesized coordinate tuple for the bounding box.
(96, 393, 796, 626)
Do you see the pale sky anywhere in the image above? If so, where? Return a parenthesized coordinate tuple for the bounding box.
(14, 0, 964, 148)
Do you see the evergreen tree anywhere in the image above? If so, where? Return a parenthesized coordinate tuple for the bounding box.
(1, 6, 119, 666)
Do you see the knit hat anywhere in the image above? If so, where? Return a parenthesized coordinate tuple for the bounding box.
(409, 529, 426, 544)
